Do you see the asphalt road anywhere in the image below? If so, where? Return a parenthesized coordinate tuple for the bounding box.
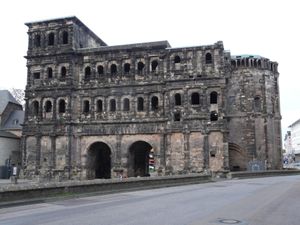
(0, 175, 300, 225)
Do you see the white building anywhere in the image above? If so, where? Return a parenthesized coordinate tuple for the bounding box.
(288, 119, 300, 161)
(284, 131, 292, 155)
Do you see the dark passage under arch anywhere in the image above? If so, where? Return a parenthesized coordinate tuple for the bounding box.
(87, 142, 111, 179)
(228, 143, 247, 171)
(128, 141, 153, 177)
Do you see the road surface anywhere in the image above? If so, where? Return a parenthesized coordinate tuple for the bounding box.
(0, 175, 299, 225)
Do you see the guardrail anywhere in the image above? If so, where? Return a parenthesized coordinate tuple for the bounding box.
(229, 169, 300, 179)
(0, 174, 211, 205)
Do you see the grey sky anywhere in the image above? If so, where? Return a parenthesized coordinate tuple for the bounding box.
(0, 0, 299, 141)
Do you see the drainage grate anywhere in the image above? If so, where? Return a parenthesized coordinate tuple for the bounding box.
(219, 219, 241, 224)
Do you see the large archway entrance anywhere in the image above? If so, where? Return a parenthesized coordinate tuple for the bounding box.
(228, 143, 247, 171)
(87, 142, 111, 179)
(128, 141, 153, 177)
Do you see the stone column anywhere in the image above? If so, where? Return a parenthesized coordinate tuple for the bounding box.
(183, 131, 190, 173)
(203, 134, 209, 170)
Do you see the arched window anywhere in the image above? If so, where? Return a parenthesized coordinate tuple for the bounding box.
(34, 34, 41, 47)
(254, 96, 261, 112)
(58, 99, 66, 113)
(111, 64, 117, 75)
(123, 98, 130, 111)
(175, 93, 181, 106)
(174, 55, 181, 63)
(62, 31, 68, 44)
(151, 96, 159, 111)
(191, 92, 200, 105)
(137, 62, 145, 73)
(231, 60, 236, 67)
(61, 66, 67, 78)
(97, 65, 104, 75)
(137, 97, 144, 111)
(48, 32, 54, 46)
(205, 53, 212, 64)
(85, 66, 91, 80)
(44, 101, 52, 112)
(210, 92, 218, 104)
(96, 99, 103, 112)
(47, 67, 53, 79)
(124, 63, 130, 74)
(83, 100, 90, 113)
(151, 60, 158, 72)
(110, 99, 116, 112)
(32, 101, 39, 116)
(210, 111, 218, 121)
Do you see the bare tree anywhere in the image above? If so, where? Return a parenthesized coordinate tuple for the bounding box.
(10, 88, 25, 108)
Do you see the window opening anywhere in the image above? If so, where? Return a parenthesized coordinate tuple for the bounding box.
(96, 99, 103, 112)
(35, 34, 41, 47)
(137, 62, 145, 73)
(175, 93, 181, 106)
(83, 100, 90, 113)
(33, 72, 40, 79)
(85, 66, 91, 80)
(97, 65, 104, 75)
(110, 99, 116, 112)
(174, 55, 181, 63)
(111, 64, 117, 75)
(123, 98, 130, 111)
(205, 53, 212, 64)
(45, 101, 52, 112)
(61, 67, 67, 78)
(151, 96, 159, 110)
(210, 92, 218, 104)
(58, 99, 66, 113)
(32, 101, 39, 116)
(62, 31, 68, 44)
(48, 33, 54, 46)
(137, 97, 144, 111)
(254, 96, 261, 112)
(151, 60, 158, 72)
(124, 63, 130, 74)
(47, 68, 53, 79)
(191, 92, 200, 105)
(174, 112, 181, 121)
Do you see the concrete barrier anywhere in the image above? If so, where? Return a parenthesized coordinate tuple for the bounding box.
(0, 174, 211, 205)
(229, 169, 300, 179)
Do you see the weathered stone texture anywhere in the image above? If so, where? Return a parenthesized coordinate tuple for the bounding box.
(21, 17, 282, 180)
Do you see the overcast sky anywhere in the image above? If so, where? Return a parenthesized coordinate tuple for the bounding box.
(0, 0, 299, 141)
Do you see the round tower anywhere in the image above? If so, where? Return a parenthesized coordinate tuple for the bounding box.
(226, 55, 282, 171)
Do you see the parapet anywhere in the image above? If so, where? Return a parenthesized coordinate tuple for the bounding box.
(231, 55, 278, 73)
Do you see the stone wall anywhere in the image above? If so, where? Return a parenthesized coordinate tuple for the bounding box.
(21, 17, 281, 180)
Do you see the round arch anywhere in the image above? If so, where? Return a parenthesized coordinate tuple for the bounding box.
(87, 142, 112, 179)
(228, 143, 247, 171)
(128, 141, 153, 177)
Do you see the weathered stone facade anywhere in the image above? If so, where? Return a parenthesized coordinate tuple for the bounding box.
(21, 17, 282, 180)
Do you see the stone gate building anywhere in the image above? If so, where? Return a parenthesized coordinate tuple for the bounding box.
(21, 16, 282, 180)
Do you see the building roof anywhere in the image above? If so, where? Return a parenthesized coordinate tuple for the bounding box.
(0, 130, 19, 139)
(289, 119, 300, 128)
(3, 110, 24, 129)
(25, 16, 107, 46)
(0, 90, 20, 114)
(78, 40, 171, 53)
(231, 55, 264, 59)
